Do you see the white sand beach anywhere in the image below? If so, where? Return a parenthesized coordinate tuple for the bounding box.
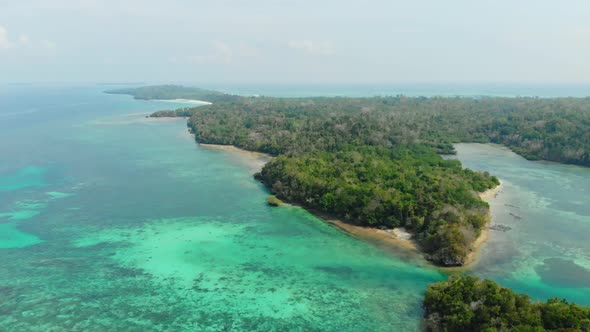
(157, 99, 213, 105)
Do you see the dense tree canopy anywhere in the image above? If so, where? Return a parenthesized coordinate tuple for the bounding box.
(151, 95, 590, 166)
(106, 85, 242, 103)
(424, 276, 590, 332)
(255, 145, 498, 266)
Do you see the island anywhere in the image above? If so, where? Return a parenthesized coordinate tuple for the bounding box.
(105, 84, 242, 103)
(107, 86, 590, 267)
(423, 276, 590, 331)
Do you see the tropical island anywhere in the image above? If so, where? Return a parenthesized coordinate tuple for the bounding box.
(107, 85, 590, 267)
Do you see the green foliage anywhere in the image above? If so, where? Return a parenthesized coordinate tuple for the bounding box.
(423, 276, 590, 332)
(179, 95, 590, 166)
(255, 145, 498, 266)
(105, 85, 241, 103)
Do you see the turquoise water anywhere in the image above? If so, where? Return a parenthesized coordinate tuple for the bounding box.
(451, 144, 590, 305)
(0, 86, 443, 331)
(1, 86, 588, 331)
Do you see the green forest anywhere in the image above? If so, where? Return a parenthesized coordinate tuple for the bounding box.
(149, 95, 590, 166)
(255, 146, 498, 266)
(111, 86, 590, 266)
(106, 85, 241, 103)
(424, 276, 590, 331)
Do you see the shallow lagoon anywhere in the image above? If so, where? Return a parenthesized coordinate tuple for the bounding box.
(452, 143, 590, 305)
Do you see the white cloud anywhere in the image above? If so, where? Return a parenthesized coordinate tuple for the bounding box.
(0, 25, 14, 49)
(288, 40, 334, 56)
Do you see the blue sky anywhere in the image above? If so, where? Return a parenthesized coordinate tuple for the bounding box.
(1, 0, 589, 84)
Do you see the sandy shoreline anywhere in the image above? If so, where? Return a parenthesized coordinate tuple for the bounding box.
(198, 143, 272, 173)
(460, 183, 503, 268)
(278, 204, 427, 264)
(479, 184, 502, 201)
(198, 143, 272, 160)
(304, 182, 503, 269)
(309, 182, 503, 268)
(157, 99, 212, 105)
(329, 220, 419, 252)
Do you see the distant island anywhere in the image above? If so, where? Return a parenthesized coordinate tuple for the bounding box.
(423, 276, 590, 331)
(108, 85, 590, 267)
(105, 85, 242, 103)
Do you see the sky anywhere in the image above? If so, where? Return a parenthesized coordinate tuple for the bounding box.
(1, 0, 590, 84)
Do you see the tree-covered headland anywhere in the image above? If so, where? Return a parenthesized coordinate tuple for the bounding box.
(255, 145, 498, 266)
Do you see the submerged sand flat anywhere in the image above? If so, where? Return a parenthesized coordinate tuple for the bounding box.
(74, 217, 304, 319)
(199, 143, 272, 174)
(68, 210, 441, 330)
(0, 168, 78, 249)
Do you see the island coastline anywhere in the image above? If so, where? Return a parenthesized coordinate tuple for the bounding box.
(308, 182, 502, 269)
(328, 220, 419, 252)
(198, 143, 272, 174)
(196, 138, 502, 268)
